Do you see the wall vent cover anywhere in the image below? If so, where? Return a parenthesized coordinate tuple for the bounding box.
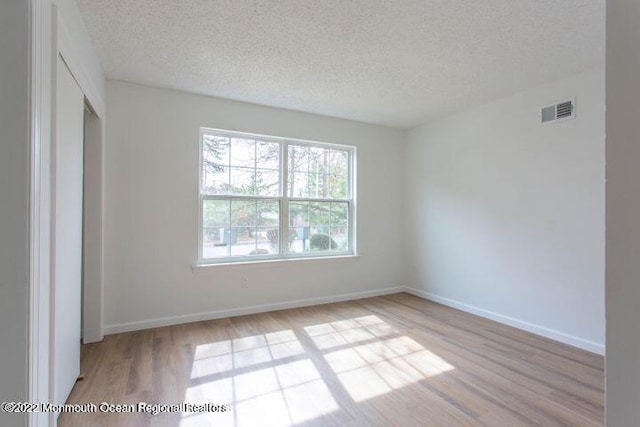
(541, 98, 576, 124)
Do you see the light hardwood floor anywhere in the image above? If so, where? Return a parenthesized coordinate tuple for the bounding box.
(59, 293, 604, 426)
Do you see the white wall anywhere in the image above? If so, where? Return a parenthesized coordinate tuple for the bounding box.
(405, 68, 605, 353)
(0, 1, 30, 426)
(605, 0, 640, 424)
(104, 81, 405, 332)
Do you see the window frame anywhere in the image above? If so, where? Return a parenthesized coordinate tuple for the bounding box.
(197, 127, 356, 265)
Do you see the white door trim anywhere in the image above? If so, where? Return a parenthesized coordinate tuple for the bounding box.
(28, 1, 106, 425)
(28, 0, 53, 426)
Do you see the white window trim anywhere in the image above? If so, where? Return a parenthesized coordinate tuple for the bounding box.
(197, 127, 357, 265)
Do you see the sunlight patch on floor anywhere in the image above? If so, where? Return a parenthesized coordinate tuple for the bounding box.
(182, 329, 339, 427)
(310, 316, 456, 402)
(190, 330, 305, 380)
(182, 315, 454, 425)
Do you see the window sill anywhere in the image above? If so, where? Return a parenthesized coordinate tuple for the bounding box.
(191, 254, 360, 271)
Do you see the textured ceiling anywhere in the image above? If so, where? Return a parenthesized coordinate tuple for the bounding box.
(76, 0, 605, 129)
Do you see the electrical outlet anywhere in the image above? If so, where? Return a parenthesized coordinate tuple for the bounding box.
(241, 278, 248, 288)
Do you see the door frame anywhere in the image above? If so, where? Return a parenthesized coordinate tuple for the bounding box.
(28, 1, 106, 425)
(56, 0, 106, 343)
(28, 1, 54, 426)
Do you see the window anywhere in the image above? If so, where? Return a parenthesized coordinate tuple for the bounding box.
(199, 128, 355, 263)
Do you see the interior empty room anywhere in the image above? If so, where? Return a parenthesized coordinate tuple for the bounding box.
(2, 0, 640, 426)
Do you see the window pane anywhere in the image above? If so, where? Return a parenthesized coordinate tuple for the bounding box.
(230, 138, 255, 168)
(203, 134, 282, 197)
(231, 200, 256, 228)
(202, 135, 231, 195)
(288, 191, 349, 253)
(330, 150, 349, 176)
(257, 140, 280, 170)
(288, 145, 348, 200)
(330, 202, 349, 251)
(202, 199, 230, 259)
(309, 201, 329, 229)
(309, 202, 338, 252)
(257, 200, 280, 254)
(288, 170, 309, 198)
(289, 201, 309, 226)
(329, 149, 349, 198)
(257, 200, 279, 227)
(308, 146, 328, 174)
(228, 200, 281, 257)
(308, 172, 330, 199)
(256, 169, 279, 197)
(229, 167, 255, 195)
(230, 200, 257, 256)
(202, 166, 230, 195)
(289, 145, 309, 173)
(203, 135, 230, 167)
(329, 174, 348, 199)
(289, 201, 310, 254)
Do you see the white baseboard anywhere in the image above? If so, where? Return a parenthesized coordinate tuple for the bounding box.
(403, 287, 605, 355)
(104, 285, 605, 356)
(104, 286, 403, 335)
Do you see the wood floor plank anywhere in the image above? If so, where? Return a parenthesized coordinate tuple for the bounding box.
(59, 293, 604, 426)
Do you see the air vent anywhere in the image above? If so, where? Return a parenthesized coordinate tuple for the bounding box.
(541, 98, 576, 124)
